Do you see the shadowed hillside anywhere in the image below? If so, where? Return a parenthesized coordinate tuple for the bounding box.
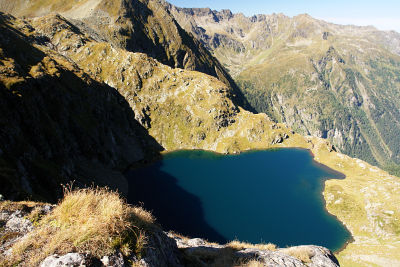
(0, 13, 162, 200)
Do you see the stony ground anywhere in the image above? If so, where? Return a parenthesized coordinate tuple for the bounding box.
(0, 198, 340, 267)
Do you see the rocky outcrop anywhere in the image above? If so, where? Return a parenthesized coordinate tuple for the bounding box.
(0, 201, 340, 267)
(172, 236, 339, 267)
(41, 253, 89, 267)
(0, 202, 53, 258)
(38, 233, 183, 267)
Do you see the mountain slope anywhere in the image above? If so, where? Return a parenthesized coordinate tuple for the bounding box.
(0, 0, 251, 109)
(0, 13, 164, 201)
(0, 8, 295, 200)
(25, 13, 296, 154)
(169, 7, 400, 175)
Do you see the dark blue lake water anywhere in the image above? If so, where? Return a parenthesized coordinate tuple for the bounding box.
(126, 148, 351, 251)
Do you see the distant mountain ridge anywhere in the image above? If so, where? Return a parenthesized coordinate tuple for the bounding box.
(168, 5, 400, 175)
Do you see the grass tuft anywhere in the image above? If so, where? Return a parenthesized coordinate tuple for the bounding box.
(227, 240, 277, 251)
(281, 246, 314, 263)
(4, 186, 154, 266)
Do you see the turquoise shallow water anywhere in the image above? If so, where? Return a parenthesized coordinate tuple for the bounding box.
(126, 148, 351, 251)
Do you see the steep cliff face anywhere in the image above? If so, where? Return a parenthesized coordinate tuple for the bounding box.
(0, 0, 251, 109)
(0, 13, 162, 201)
(169, 6, 400, 175)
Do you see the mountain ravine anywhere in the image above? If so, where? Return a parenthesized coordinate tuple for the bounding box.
(168, 6, 400, 176)
(0, 0, 399, 266)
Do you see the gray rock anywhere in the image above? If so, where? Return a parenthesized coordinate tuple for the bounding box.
(304, 245, 340, 267)
(197, 132, 206, 141)
(101, 252, 125, 267)
(170, 235, 339, 267)
(236, 248, 305, 266)
(40, 253, 86, 267)
(139, 231, 183, 267)
(43, 204, 54, 214)
(272, 135, 284, 144)
(184, 245, 222, 257)
(186, 238, 207, 247)
(5, 210, 33, 233)
(171, 236, 223, 249)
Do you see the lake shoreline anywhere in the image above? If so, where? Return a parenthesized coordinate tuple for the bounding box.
(126, 147, 353, 252)
(306, 149, 355, 254)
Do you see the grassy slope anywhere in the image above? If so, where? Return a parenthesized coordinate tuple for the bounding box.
(171, 8, 400, 177)
(310, 138, 400, 267)
(26, 14, 295, 154)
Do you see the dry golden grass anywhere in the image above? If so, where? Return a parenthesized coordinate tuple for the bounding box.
(4, 187, 154, 266)
(227, 240, 277, 251)
(168, 231, 191, 241)
(281, 246, 314, 263)
(0, 200, 43, 212)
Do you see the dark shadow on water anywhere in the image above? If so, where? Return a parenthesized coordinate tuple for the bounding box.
(125, 148, 352, 251)
(126, 160, 227, 243)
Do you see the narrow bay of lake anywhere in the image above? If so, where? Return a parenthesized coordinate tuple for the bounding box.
(126, 148, 351, 251)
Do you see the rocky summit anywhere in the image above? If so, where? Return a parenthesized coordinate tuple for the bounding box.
(168, 6, 400, 176)
(0, 0, 399, 266)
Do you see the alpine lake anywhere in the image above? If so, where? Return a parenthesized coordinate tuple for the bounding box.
(126, 148, 351, 251)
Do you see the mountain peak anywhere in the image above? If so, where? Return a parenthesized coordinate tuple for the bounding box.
(295, 13, 312, 18)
